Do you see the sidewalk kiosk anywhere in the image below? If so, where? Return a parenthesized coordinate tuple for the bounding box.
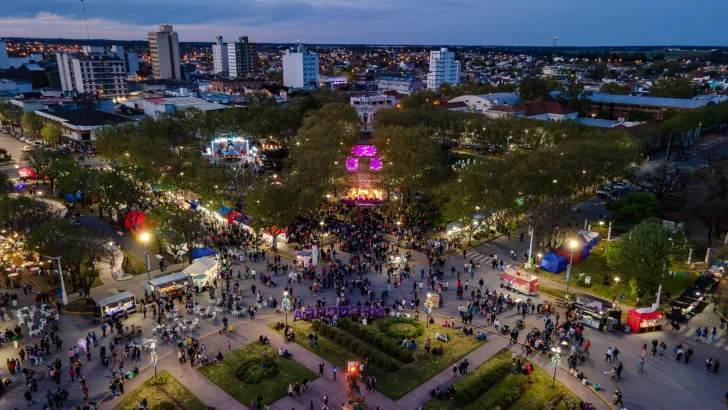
(94, 291, 136, 323)
(183, 258, 218, 289)
(627, 308, 663, 334)
(148, 271, 190, 298)
(500, 267, 539, 295)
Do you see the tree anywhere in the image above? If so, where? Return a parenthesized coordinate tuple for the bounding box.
(683, 161, 728, 247)
(244, 180, 307, 250)
(518, 77, 552, 101)
(0, 195, 58, 233)
(400, 90, 440, 109)
(25, 219, 110, 291)
(650, 77, 697, 99)
(21, 112, 43, 137)
(40, 123, 63, 145)
(88, 167, 151, 222)
(605, 193, 661, 223)
(600, 83, 631, 95)
(40, 151, 78, 194)
(631, 163, 691, 201)
(605, 218, 683, 299)
(374, 126, 447, 198)
(146, 205, 206, 263)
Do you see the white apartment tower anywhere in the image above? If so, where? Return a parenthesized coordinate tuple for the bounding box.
(56, 46, 128, 98)
(148, 25, 181, 80)
(427, 48, 461, 90)
(212, 36, 229, 74)
(282, 42, 318, 89)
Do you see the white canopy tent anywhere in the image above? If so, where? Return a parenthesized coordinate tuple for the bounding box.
(183, 257, 218, 288)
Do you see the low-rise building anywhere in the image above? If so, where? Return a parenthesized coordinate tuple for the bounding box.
(585, 92, 720, 121)
(448, 93, 522, 113)
(375, 77, 422, 95)
(484, 101, 577, 121)
(350, 92, 398, 124)
(35, 108, 131, 142)
(135, 96, 227, 119)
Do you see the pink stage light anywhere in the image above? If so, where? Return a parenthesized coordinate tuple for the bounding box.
(352, 145, 377, 157)
(346, 157, 359, 171)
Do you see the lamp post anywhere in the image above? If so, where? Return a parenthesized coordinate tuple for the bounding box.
(613, 276, 620, 303)
(141, 232, 151, 280)
(565, 240, 578, 299)
(396, 221, 401, 247)
(283, 290, 289, 326)
(607, 221, 613, 241)
(42, 255, 68, 306)
(551, 347, 561, 387)
(527, 226, 534, 267)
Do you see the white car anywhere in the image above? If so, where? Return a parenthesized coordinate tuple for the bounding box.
(31, 141, 44, 147)
(21, 145, 34, 152)
(613, 182, 629, 190)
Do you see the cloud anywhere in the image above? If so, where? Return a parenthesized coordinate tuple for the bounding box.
(0, 0, 725, 45)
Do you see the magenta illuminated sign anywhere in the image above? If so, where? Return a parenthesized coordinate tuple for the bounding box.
(352, 145, 377, 157)
(370, 157, 382, 171)
(346, 157, 359, 171)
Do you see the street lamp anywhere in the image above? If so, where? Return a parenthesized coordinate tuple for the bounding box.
(42, 255, 68, 306)
(283, 290, 289, 325)
(565, 240, 578, 299)
(614, 277, 620, 301)
(140, 232, 151, 280)
(551, 347, 562, 387)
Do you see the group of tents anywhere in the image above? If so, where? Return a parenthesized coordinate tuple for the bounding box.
(539, 230, 601, 274)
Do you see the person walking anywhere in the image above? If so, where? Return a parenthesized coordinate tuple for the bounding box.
(609, 367, 616, 381)
(24, 389, 36, 406)
(319, 361, 324, 377)
(616, 362, 623, 379)
(641, 343, 647, 357)
(711, 327, 717, 342)
(651, 340, 658, 356)
(636, 358, 645, 373)
(332, 365, 336, 381)
(613, 388, 624, 407)
(605, 347, 613, 363)
(713, 359, 720, 374)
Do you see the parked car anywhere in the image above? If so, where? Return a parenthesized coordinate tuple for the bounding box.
(613, 182, 629, 190)
(700, 163, 710, 169)
(21, 145, 34, 152)
(596, 189, 612, 198)
(31, 141, 44, 147)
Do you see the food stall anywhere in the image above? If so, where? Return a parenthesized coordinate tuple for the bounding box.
(627, 308, 663, 334)
(94, 291, 136, 323)
(500, 267, 539, 295)
(183, 257, 218, 289)
(295, 250, 313, 268)
(148, 271, 190, 297)
(571, 294, 622, 331)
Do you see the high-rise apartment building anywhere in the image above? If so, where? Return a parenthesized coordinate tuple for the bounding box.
(148, 25, 181, 80)
(228, 36, 258, 79)
(110, 45, 140, 75)
(282, 42, 318, 89)
(427, 47, 461, 90)
(212, 36, 229, 74)
(56, 46, 128, 98)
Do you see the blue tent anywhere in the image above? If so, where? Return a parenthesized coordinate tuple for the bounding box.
(65, 193, 75, 202)
(539, 252, 567, 274)
(218, 206, 232, 215)
(191, 248, 218, 260)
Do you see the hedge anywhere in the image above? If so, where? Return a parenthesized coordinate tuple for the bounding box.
(310, 320, 400, 372)
(336, 318, 415, 363)
(453, 361, 511, 406)
(492, 378, 531, 409)
(378, 317, 425, 339)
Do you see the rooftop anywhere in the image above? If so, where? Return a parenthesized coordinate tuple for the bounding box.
(36, 108, 132, 127)
(580, 92, 715, 109)
(377, 76, 416, 82)
(145, 97, 227, 111)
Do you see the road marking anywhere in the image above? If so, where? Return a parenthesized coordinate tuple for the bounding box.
(715, 338, 726, 348)
(685, 327, 696, 336)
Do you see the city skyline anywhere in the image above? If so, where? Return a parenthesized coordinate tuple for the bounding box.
(0, 0, 726, 46)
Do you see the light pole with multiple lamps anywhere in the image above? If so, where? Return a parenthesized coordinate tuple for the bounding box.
(140, 232, 151, 280)
(565, 240, 578, 299)
(551, 347, 561, 387)
(283, 290, 289, 326)
(42, 255, 68, 305)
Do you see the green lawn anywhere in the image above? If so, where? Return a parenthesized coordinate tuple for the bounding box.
(114, 371, 207, 410)
(534, 244, 697, 307)
(197, 342, 317, 407)
(273, 317, 485, 400)
(424, 350, 580, 410)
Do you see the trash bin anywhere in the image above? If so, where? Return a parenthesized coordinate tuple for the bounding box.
(585, 276, 591, 285)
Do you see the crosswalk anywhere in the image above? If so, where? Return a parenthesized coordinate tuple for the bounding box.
(469, 251, 492, 265)
(680, 326, 728, 351)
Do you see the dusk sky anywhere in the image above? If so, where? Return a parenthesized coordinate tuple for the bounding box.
(1, 0, 725, 46)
